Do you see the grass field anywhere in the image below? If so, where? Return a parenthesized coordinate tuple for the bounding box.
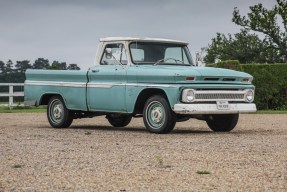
(0, 106, 46, 113)
(255, 110, 287, 114)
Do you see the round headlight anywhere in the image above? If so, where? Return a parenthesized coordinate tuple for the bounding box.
(246, 90, 254, 102)
(186, 90, 195, 102)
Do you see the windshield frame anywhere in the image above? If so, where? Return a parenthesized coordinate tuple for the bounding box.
(129, 41, 194, 66)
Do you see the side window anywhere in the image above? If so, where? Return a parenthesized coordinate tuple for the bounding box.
(100, 43, 127, 65)
(130, 49, 144, 62)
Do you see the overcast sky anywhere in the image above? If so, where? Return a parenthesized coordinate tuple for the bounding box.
(0, 0, 275, 69)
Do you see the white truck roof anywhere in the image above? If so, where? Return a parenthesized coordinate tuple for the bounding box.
(99, 37, 188, 45)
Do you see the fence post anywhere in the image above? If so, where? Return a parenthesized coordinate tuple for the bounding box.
(9, 84, 13, 109)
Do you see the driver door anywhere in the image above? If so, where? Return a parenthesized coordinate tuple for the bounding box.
(87, 43, 128, 112)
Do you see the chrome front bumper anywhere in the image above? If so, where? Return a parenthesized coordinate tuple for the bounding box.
(173, 103, 257, 114)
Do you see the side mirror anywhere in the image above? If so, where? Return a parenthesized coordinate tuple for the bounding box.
(195, 52, 200, 66)
(105, 48, 112, 59)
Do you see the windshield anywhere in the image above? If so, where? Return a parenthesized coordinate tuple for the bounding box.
(129, 42, 194, 65)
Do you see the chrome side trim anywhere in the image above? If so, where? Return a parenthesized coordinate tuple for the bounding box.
(173, 103, 257, 114)
(25, 81, 176, 88)
(25, 81, 86, 88)
(128, 83, 176, 88)
(87, 83, 176, 88)
(87, 83, 115, 88)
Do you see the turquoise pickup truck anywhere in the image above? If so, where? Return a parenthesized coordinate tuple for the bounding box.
(25, 37, 256, 134)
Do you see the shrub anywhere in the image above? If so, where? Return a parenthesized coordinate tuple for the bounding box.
(211, 61, 287, 110)
(241, 64, 287, 110)
(216, 60, 242, 71)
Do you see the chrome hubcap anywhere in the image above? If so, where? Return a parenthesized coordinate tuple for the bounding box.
(49, 99, 64, 124)
(53, 104, 63, 119)
(151, 107, 163, 123)
(146, 101, 166, 129)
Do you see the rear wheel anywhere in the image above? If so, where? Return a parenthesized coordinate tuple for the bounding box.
(143, 95, 176, 134)
(47, 96, 73, 128)
(106, 114, 132, 127)
(206, 114, 239, 132)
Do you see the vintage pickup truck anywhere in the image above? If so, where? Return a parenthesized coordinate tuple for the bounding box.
(24, 37, 257, 134)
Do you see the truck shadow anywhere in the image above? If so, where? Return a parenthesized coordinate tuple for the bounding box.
(40, 125, 261, 135)
(69, 125, 147, 133)
(55, 125, 214, 134)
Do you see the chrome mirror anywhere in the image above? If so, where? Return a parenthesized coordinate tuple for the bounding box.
(105, 48, 112, 59)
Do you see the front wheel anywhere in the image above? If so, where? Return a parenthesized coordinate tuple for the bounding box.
(206, 114, 239, 132)
(143, 95, 176, 134)
(47, 96, 73, 128)
(106, 114, 132, 127)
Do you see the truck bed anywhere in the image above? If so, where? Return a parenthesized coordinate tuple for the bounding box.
(24, 69, 88, 111)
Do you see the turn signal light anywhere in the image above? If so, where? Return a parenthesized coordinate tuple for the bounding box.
(186, 76, 195, 81)
(242, 78, 250, 82)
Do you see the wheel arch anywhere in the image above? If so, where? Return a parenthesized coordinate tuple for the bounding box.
(40, 93, 66, 106)
(133, 88, 170, 115)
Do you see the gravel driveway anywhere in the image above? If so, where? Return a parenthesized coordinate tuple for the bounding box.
(0, 113, 287, 191)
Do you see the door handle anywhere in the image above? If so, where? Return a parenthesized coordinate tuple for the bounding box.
(92, 69, 100, 73)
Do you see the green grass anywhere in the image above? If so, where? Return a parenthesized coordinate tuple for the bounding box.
(12, 164, 24, 169)
(0, 106, 46, 113)
(196, 170, 210, 174)
(85, 131, 92, 135)
(255, 110, 287, 114)
(155, 156, 164, 167)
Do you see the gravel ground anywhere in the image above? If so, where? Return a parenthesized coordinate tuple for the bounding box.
(0, 113, 287, 191)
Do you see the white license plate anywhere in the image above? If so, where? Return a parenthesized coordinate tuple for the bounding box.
(216, 101, 229, 110)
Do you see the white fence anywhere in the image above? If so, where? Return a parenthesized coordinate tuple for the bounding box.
(0, 83, 24, 109)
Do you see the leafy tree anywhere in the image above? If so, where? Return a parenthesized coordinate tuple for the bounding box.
(0, 60, 5, 73)
(0, 60, 14, 83)
(0, 61, 6, 86)
(0, 58, 81, 84)
(232, 0, 287, 62)
(33, 58, 50, 69)
(67, 64, 80, 70)
(50, 61, 67, 70)
(204, 30, 281, 63)
(15, 60, 32, 73)
(5, 60, 14, 74)
(13, 60, 33, 83)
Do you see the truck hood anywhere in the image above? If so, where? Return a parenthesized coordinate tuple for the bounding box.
(136, 65, 253, 84)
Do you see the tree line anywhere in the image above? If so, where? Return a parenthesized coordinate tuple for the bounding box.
(0, 58, 80, 84)
(204, 0, 287, 64)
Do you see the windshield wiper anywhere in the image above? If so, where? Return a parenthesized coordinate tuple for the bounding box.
(154, 59, 165, 65)
(154, 58, 184, 65)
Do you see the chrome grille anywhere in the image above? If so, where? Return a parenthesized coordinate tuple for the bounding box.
(194, 90, 246, 102)
(195, 93, 244, 100)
